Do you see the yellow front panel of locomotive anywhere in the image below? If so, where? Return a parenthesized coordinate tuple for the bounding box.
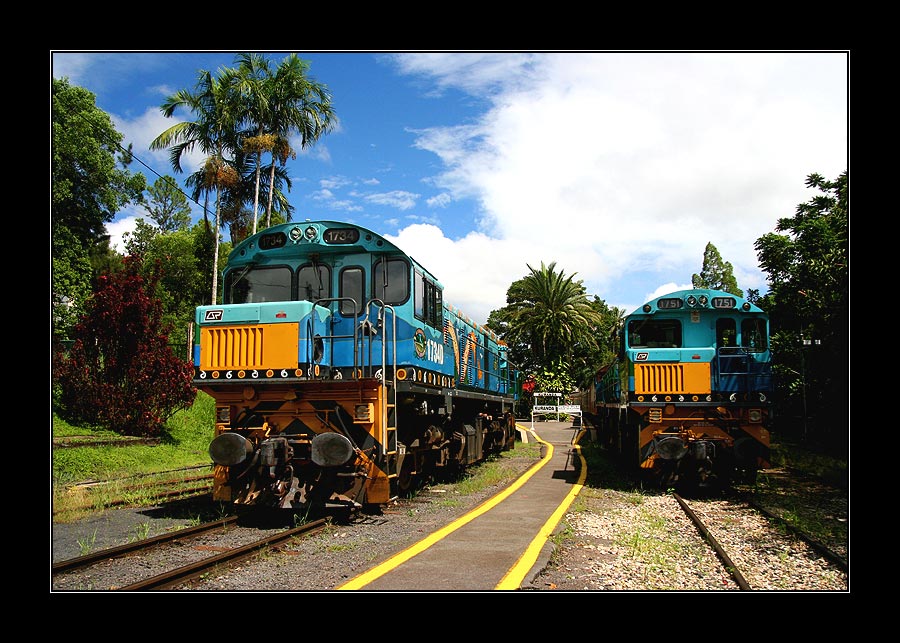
(634, 362, 710, 395)
(200, 323, 299, 371)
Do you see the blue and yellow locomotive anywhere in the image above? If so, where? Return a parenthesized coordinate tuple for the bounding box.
(587, 288, 773, 489)
(192, 221, 519, 517)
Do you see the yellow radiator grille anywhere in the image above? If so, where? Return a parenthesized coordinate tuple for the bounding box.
(200, 323, 299, 370)
(635, 363, 710, 395)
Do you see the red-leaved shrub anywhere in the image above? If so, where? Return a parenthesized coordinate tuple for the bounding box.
(53, 256, 196, 436)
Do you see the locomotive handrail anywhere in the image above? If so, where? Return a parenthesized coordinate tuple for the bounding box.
(360, 299, 398, 466)
(360, 299, 397, 382)
(313, 297, 360, 377)
(715, 346, 773, 393)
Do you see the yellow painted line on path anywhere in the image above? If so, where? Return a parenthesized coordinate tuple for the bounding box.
(337, 423, 554, 590)
(495, 427, 586, 589)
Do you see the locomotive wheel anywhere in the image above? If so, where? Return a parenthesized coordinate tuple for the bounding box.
(735, 466, 758, 485)
(651, 462, 678, 491)
(397, 453, 419, 496)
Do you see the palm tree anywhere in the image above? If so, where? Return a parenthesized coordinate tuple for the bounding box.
(150, 69, 242, 305)
(494, 261, 605, 374)
(261, 54, 337, 229)
(232, 53, 273, 235)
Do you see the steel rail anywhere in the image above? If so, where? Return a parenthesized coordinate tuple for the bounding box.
(52, 515, 239, 574)
(673, 492, 752, 590)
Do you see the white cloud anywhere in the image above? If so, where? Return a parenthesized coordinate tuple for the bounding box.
(394, 51, 847, 322)
(112, 106, 207, 175)
(426, 193, 451, 208)
(106, 216, 140, 253)
(364, 190, 419, 210)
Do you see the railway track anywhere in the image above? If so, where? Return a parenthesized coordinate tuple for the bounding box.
(673, 493, 752, 590)
(52, 516, 328, 591)
(54, 467, 214, 516)
(52, 426, 847, 592)
(52, 515, 239, 574)
(736, 492, 848, 574)
(672, 492, 848, 591)
(119, 520, 328, 590)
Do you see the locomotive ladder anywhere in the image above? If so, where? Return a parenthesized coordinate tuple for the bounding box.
(314, 297, 400, 483)
(364, 302, 399, 482)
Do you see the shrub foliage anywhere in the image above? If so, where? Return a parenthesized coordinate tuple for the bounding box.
(53, 255, 196, 436)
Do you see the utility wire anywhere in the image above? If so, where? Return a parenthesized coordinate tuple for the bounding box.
(53, 88, 212, 218)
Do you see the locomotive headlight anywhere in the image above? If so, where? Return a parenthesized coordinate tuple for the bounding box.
(698, 295, 708, 306)
(354, 403, 374, 423)
(748, 409, 763, 423)
(216, 406, 231, 424)
(687, 295, 697, 306)
(655, 436, 688, 460)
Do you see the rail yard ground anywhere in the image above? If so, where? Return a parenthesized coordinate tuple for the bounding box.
(51, 420, 849, 593)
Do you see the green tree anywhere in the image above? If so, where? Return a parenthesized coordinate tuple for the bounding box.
(144, 176, 192, 232)
(121, 217, 161, 258)
(122, 219, 223, 346)
(52, 78, 146, 337)
(151, 68, 242, 305)
(533, 358, 576, 395)
(569, 296, 625, 391)
(692, 242, 742, 296)
(754, 170, 848, 454)
(488, 262, 605, 378)
(53, 255, 196, 436)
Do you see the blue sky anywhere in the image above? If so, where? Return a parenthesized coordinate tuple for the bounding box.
(51, 51, 849, 326)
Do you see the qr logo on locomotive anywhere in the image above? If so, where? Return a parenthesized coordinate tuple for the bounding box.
(204, 310, 223, 321)
(636, 352, 649, 361)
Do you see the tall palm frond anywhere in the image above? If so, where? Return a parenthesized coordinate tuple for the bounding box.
(150, 68, 243, 305)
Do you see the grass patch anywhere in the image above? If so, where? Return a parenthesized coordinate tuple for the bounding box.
(52, 392, 216, 521)
(769, 439, 848, 488)
(421, 440, 543, 510)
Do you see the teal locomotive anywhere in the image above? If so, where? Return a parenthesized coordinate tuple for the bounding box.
(584, 288, 773, 489)
(192, 221, 519, 517)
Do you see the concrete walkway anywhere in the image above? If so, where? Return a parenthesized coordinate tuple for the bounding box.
(338, 421, 586, 591)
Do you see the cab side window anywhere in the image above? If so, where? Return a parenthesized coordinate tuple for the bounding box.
(717, 319, 737, 349)
(373, 258, 409, 305)
(414, 269, 443, 329)
(741, 318, 767, 351)
(340, 267, 365, 316)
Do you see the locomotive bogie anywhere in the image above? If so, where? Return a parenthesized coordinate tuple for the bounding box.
(204, 378, 393, 511)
